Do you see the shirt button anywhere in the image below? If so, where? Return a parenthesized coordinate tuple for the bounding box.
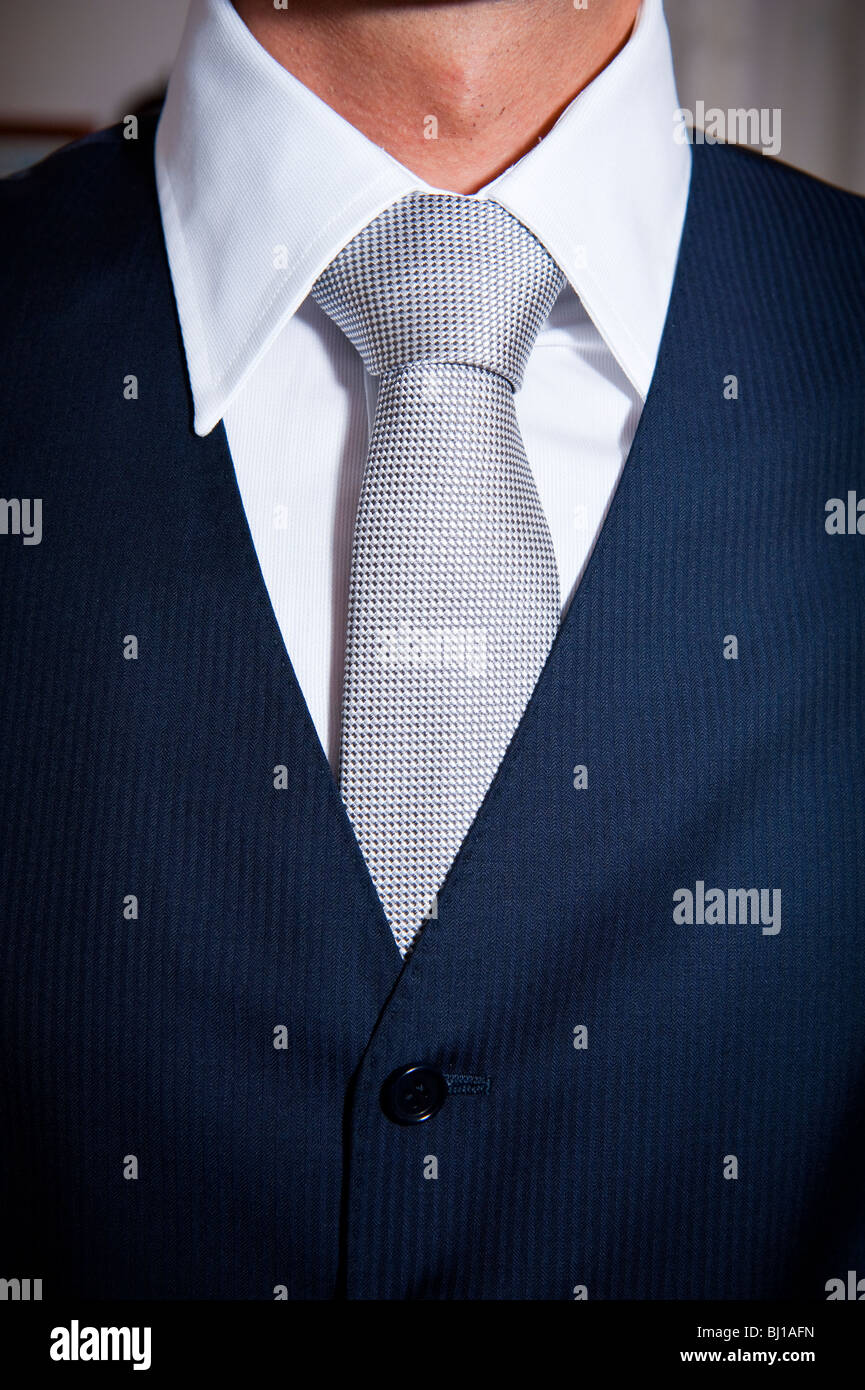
(381, 1063, 448, 1125)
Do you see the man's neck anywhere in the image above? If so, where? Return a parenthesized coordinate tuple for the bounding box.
(233, 0, 640, 193)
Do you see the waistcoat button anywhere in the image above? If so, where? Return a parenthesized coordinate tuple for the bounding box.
(381, 1064, 448, 1124)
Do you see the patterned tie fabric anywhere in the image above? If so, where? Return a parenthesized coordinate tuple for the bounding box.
(312, 193, 564, 956)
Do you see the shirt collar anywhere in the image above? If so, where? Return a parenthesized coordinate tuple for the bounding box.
(156, 0, 690, 436)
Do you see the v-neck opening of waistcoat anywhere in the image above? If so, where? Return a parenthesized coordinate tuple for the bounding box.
(196, 149, 697, 988)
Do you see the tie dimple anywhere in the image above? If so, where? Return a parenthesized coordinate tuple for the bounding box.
(313, 193, 564, 956)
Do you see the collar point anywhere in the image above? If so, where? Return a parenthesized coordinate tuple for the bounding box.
(193, 403, 222, 438)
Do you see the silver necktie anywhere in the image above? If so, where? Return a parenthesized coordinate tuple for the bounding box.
(313, 193, 564, 955)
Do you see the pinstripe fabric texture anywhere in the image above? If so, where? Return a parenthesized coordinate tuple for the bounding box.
(313, 195, 563, 954)
(1, 119, 864, 1299)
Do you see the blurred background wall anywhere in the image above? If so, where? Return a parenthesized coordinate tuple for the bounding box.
(1, 0, 864, 193)
(665, 0, 865, 195)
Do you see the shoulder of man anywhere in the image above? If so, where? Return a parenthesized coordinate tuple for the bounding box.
(691, 138, 865, 307)
(0, 108, 164, 336)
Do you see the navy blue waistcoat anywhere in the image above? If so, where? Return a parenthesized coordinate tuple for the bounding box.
(1, 116, 864, 1299)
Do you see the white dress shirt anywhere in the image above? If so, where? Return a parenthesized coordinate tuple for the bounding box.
(156, 0, 690, 769)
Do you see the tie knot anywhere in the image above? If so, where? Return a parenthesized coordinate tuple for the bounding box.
(312, 192, 565, 390)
